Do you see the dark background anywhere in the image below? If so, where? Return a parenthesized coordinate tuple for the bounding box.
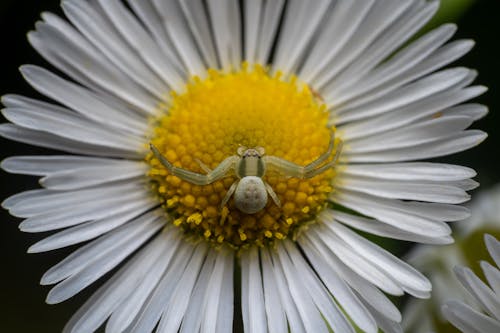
(0, 0, 499, 332)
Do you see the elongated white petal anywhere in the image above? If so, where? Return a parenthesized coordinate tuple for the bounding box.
(39, 162, 148, 190)
(105, 230, 181, 333)
(260, 248, 287, 333)
(261, 248, 305, 333)
(114, 237, 196, 333)
(292, 239, 374, 332)
(346, 130, 487, 162)
(46, 215, 163, 304)
(0, 124, 143, 159)
(241, 247, 267, 333)
(62, 232, 170, 333)
(62, 0, 168, 99)
(332, 210, 453, 245)
(327, 222, 431, 297)
(1, 155, 135, 176)
(27, 200, 157, 253)
(300, 233, 402, 322)
(308, 228, 404, 296)
(41, 209, 164, 285)
(273, 0, 330, 75)
(156, 243, 208, 333)
(481, 261, 500, 296)
(337, 176, 470, 204)
(98, 0, 184, 89)
(454, 266, 500, 320)
(333, 191, 451, 237)
(341, 163, 476, 182)
(443, 301, 500, 333)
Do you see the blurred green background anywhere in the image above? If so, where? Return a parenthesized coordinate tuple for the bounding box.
(0, 0, 499, 332)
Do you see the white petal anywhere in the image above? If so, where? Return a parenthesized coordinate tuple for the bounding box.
(454, 266, 500, 320)
(362, 300, 403, 333)
(345, 116, 473, 153)
(126, 0, 185, 73)
(46, 214, 163, 303)
(0, 124, 140, 159)
(152, 0, 206, 76)
(276, 242, 344, 333)
(33, 21, 157, 112)
(260, 248, 287, 333)
(156, 244, 209, 333)
(333, 191, 451, 237)
(341, 162, 476, 182)
(299, 0, 375, 83)
(300, 233, 402, 322)
(485, 234, 500, 268)
(332, 210, 453, 245)
(9, 181, 145, 217)
(1, 155, 125, 176)
(112, 235, 196, 333)
(481, 261, 500, 296)
(254, 0, 285, 64)
(40, 209, 163, 285)
(445, 103, 488, 121)
(179, 251, 217, 333)
(178, 0, 218, 68)
(272, 0, 330, 75)
(442, 301, 500, 333)
(206, 0, 242, 71)
(298, 236, 377, 332)
(62, 232, 169, 333)
(346, 130, 487, 162)
(241, 247, 267, 333)
(18, 189, 151, 232)
(337, 175, 470, 204)
(331, 23, 458, 104)
(98, 0, 184, 89)
(201, 249, 235, 333)
(308, 229, 404, 296)
(3, 102, 142, 151)
(27, 201, 156, 253)
(105, 230, 181, 333)
(336, 67, 472, 123)
(327, 222, 431, 297)
(261, 248, 305, 333)
(328, 0, 440, 94)
(62, 0, 168, 98)
(338, 85, 486, 141)
(39, 162, 148, 190)
(312, 0, 414, 88)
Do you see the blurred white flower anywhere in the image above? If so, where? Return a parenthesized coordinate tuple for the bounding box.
(403, 185, 500, 332)
(442, 234, 500, 333)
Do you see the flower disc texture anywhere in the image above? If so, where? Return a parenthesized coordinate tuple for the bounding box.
(0, 0, 487, 332)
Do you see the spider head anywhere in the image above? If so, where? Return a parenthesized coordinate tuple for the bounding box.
(237, 146, 265, 158)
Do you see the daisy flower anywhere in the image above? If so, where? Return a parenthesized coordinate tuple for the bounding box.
(442, 234, 500, 333)
(403, 184, 500, 333)
(0, 0, 486, 332)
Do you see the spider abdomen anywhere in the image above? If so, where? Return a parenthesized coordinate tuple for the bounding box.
(234, 176, 268, 214)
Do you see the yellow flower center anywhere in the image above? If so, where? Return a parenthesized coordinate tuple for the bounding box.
(146, 64, 340, 248)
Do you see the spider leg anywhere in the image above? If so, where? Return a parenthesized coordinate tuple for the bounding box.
(264, 182, 281, 207)
(194, 158, 212, 173)
(303, 132, 336, 172)
(263, 137, 342, 179)
(150, 144, 238, 185)
(220, 181, 238, 209)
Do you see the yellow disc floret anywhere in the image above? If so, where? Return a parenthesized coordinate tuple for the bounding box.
(147, 64, 340, 248)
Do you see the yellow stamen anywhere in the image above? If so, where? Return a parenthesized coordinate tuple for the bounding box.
(147, 64, 339, 248)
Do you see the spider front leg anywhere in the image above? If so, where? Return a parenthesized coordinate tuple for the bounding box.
(263, 137, 343, 179)
(150, 144, 238, 185)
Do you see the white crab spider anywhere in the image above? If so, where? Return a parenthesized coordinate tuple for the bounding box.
(150, 133, 342, 214)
